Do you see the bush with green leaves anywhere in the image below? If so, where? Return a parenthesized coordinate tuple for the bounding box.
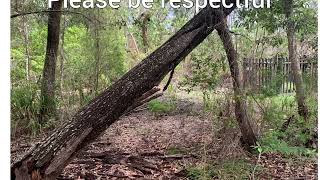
(254, 94, 317, 157)
(11, 83, 42, 136)
(258, 130, 317, 157)
(186, 159, 256, 180)
(178, 33, 226, 93)
(147, 99, 176, 114)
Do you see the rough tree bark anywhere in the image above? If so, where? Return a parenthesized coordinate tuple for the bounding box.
(39, 0, 63, 123)
(216, 16, 257, 148)
(284, 0, 309, 120)
(140, 12, 151, 53)
(11, 4, 237, 180)
(59, 16, 67, 95)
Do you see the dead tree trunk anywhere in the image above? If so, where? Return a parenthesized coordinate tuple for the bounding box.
(216, 16, 257, 148)
(11, 5, 237, 180)
(284, 0, 309, 120)
(39, 0, 63, 123)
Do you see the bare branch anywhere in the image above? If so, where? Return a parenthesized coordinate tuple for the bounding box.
(11, 10, 127, 28)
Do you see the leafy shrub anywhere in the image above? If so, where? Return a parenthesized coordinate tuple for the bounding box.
(177, 34, 225, 93)
(252, 94, 317, 157)
(186, 160, 255, 180)
(11, 83, 41, 136)
(186, 165, 216, 180)
(212, 159, 256, 179)
(258, 130, 317, 157)
(260, 73, 284, 97)
(147, 99, 176, 113)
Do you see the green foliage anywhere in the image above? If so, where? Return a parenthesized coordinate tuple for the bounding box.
(238, 0, 317, 35)
(260, 73, 285, 97)
(178, 34, 225, 93)
(102, 26, 127, 82)
(213, 159, 256, 179)
(29, 23, 47, 72)
(257, 95, 295, 127)
(253, 94, 317, 157)
(166, 146, 186, 155)
(11, 8, 130, 136)
(11, 22, 47, 83)
(258, 130, 317, 157)
(186, 160, 256, 180)
(186, 165, 216, 180)
(147, 99, 176, 113)
(302, 67, 318, 93)
(11, 83, 41, 136)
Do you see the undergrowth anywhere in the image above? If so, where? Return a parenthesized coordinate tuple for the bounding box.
(11, 83, 58, 136)
(252, 93, 317, 158)
(147, 99, 176, 113)
(186, 159, 257, 180)
(11, 83, 42, 136)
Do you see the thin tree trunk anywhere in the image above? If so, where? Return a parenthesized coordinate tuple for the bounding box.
(216, 16, 257, 148)
(59, 15, 67, 96)
(11, 6, 236, 179)
(94, 10, 101, 95)
(141, 12, 150, 53)
(21, 15, 31, 81)
(284, 0, 308, 120)
(39, 0, 63, 123)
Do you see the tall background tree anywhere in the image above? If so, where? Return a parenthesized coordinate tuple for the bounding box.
(39, 0, 63, 122)
(284, 0, 308, 120)
(238, 0, 317, 120)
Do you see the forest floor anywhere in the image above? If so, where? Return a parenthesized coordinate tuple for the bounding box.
(11, 95, 317, 179)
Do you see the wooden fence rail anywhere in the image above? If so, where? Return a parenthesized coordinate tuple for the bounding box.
(243, 56, 317, 94)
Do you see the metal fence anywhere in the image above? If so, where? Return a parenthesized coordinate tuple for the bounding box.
(243, 56, 317, 94)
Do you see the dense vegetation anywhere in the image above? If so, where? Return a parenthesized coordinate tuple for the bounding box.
(11, 0, 317, 179)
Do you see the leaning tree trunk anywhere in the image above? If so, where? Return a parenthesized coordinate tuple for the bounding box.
(284, 0, 308, 120)
(39, 0, 63, 123)
(216, 16, 257, 148)
(11, 4, 237, 180)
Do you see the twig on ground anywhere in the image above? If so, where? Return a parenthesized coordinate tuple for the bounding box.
(251, 151, 262, 180)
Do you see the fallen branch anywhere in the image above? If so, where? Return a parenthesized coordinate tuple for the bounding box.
(159, 154, 199, 160)
(105, 173, 129, 178)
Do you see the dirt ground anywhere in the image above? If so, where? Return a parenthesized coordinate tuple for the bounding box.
(11, 96, 317, 179)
